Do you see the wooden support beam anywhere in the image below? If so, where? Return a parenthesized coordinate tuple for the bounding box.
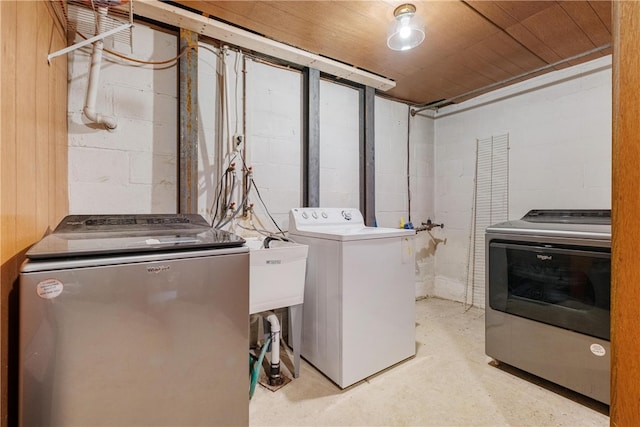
(611, 1, 640, 425)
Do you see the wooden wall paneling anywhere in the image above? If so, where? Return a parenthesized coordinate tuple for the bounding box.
(505, 23, 564, 64)
(398, 72, 453, 104)
(435, 56, 494, 92)
(336, 0, 395, 24)
(0, 0, 18, 423)
(48, 35, 58, 227)
(456, 45, 516, 83)
(173, 1, 612, 104)
(0, 1, 18, 261)
(36, 2, 52, 238)
(470, 34, 528, 75)
(1, 2, 68, 426)
(54, 37, 68, 223)
(0, 0, 2, 262)
(405, 72, 466, 104)
(494, 1, 557, 22)
(520, 4, 596, 58)
(590, 0, 612, 33)
(611, 2, 640, 425)
(48, 0, 68, 225)
(15, 0, 38, 252)
(55, 82, 69, 221)
(0, 2, 17, 427)
(197, 0, 257, 22)
(463, 0, 519, 28)
(269, 2, 384, 43)
(0, 0, 2, 418)
(559, 1, 611, 46)
(425, 2, 498, 52)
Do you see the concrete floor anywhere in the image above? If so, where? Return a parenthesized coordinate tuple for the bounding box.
(249, 297, 609, 426)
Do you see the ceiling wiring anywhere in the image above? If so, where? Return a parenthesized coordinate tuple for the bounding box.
(75, 30, 197, 66)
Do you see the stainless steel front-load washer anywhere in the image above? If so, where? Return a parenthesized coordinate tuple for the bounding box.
(485, 209, 610, 404)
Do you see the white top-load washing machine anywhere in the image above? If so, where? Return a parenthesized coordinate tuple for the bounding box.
(288, 208, 416, 388)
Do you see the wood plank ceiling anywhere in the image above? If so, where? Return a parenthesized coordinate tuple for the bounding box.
(171, 1, 611, 106)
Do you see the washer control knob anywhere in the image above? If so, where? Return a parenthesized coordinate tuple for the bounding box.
(321, 211, 328, 219)
(301, 212, 308, 219)
(342, 210, 352, 221)
(312, 211, 318, 219)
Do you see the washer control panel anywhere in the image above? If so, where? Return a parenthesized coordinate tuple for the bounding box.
(289, 207, 364, 232)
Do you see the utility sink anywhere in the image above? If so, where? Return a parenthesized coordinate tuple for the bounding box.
(245, 237, 308, 314)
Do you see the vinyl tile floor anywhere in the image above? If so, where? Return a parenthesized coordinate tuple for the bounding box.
(249, 297, 609, 426)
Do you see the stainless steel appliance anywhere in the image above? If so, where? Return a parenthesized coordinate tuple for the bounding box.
(485, 210, 611, 404)
(19, 214, 249, 426)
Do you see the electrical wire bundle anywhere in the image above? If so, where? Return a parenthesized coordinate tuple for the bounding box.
(209, 150, 285, 240)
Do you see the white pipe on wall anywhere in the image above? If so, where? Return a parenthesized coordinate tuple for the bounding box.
(84, 7, 118, 131)
(264, 312, 281, 368)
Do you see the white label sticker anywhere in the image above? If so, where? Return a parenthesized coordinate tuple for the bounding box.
(590, 343, 606, 357)
(36, 279, 64, 299)
(145, 238, 160, 245)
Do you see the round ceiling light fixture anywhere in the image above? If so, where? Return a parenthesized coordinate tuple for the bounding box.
(387, 3, 425, 51)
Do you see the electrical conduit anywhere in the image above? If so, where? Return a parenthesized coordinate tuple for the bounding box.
(84, 7, 118, 131)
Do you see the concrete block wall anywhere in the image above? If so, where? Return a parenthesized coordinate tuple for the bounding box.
(68, 24, 178, 214)
(245, 59, 302, 232)
(374, 99, 436, 299)
(374, 98, 410, 228)
(196, 43, 221, 221)
(409, 112, 437, 298)
(66, 23, 613, 303)
(66, 22, 435, 298)
(432, 55, 612, 304)
(319, 81, 360, 209)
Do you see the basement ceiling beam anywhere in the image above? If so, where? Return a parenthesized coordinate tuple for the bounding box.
(132, 0, 395, 91)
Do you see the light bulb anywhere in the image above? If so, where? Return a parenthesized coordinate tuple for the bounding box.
(387, 4, 425, 51)
(399, 18, 412, 39)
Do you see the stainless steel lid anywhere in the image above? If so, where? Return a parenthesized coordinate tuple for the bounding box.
(27, 214, 246, 259)
(486, 209, 611, 241)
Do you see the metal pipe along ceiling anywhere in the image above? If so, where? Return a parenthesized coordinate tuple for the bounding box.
(410, 43, 612, 115)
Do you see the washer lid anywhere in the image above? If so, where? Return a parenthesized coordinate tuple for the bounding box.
(290, 225, 415, 241)
(26, 214, 246, 259)
(486, 209, 611, 241)
(288, 208, 415, 241)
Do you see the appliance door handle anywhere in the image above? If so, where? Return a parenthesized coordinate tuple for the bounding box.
(489, 242, 610, 258)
